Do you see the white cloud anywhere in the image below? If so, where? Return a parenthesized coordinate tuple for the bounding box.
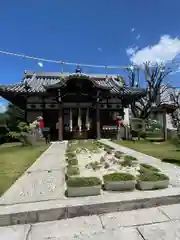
(97, 48, 102, 52)
(38, 62, 43, 67)
(136, 34, 140, 40)
(0, 103, 7, 113)
(127, 35, 180, 65)
(126, 46, 138, 56)
(131, 28, 135, 32)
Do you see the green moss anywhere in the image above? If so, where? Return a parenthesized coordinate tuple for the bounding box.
(124, 155, 137, 161)
(140, 163, 160, 172)
(66, 152, 76, 158)
(103, 172, 135, 182)
(67, 157, 78, 165)
(139, 172, 169, 182)
(67, 166, 80, 176)
(66, 177, 101, 187)
(121, 159, 133, 167)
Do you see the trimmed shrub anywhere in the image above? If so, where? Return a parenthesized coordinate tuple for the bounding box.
(66, 177, 101, 187)
(67, 166, 80, 176)
(66, 152, 76, 158)
(139, 172, 169, 182)
(67, 157, 78, 166)
(124, 155, 137, 161)
(103, 172, 135, 182)
(140, 163, 160, 172)
(121, 159, 133, 167)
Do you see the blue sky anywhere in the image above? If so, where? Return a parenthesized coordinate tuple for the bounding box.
(0, 0, 180, 111)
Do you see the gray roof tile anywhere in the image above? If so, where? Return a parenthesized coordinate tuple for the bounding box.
(0, 72, 146, 97)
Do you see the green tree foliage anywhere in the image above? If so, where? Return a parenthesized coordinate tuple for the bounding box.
(9, 122, 32, 146)
(6, 103, 25, 131)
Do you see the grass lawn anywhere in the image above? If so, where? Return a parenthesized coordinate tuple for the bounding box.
(114, 140, 180, 166)
(0, 141, 49, 196)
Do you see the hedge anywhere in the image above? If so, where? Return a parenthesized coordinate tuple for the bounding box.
(67, 166, 80, 176)
(139, 172, 169, 182)
(103, 172, 135, 182)
(140, 163, 160, 172)
(66, 177, 101, 187)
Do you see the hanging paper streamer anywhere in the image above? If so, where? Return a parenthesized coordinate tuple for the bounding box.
(69, 108, 73, 132)
(86, 108, 90, 131)
(78, 108, 82, 132)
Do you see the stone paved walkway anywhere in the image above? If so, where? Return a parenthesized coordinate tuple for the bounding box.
(1, 203, 180, 239)
(0, 142, 67, 205)
(100, 139, 180, 187)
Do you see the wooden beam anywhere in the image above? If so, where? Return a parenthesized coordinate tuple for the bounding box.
(96, 91, 101, 139)
(58, 103, 63, 141)
(57, 89, 63, 141)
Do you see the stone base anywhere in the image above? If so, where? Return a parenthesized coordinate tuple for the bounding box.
(104, 181, 136, 191)
(0, 187, 180, 226)
(137, 180, 169, 190)
(67, 186, 101, 197)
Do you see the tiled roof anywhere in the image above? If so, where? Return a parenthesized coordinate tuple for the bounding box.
(0, 71, 146, 97)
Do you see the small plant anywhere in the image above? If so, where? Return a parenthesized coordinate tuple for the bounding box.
(9, 122, 32, 146)
(104, 162, 110, 169)
(66, 177, 101, 187)
(100, 156, 105, 164)
(121, 159, 133, 167)
(86, 161, 101, 170)
(103, 172, 135, 182)
(124, 155, 137, 161)
(67, 166, 80, 176)
(115, 151, 123, 159)
(139, 172, 169, 182)
(140, 163, 160, 172)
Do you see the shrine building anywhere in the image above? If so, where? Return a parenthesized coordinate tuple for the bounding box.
(0, 68, 146, 141)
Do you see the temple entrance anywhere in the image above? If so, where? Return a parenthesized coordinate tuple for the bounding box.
(63, 107, 96, 140)
(43, 110, 58, 141)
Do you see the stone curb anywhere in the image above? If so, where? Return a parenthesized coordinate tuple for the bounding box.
(0, 187, 180, 226)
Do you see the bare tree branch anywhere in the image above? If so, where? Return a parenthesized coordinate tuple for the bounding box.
(126, 62, 172, 119)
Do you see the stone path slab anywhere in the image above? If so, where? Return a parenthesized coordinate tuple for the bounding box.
(100, 139, 180, 187)
(0, 224, 31, 240)
(100, 207, 169, 229)
(3, 204, 180, 239)
(160, 204, 180, 220)
(138, 221, 180, 240)
(0, 142, 67, 205)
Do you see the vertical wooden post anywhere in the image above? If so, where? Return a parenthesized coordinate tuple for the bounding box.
(58, 89, 63, 141)
(163, 109, 167, 141)
(24, 97, 27, 122)
(96, 91, 101, 139)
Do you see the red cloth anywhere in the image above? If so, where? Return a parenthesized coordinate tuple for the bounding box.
(116, 119, 121, 126)
(39, 121, 44, 128)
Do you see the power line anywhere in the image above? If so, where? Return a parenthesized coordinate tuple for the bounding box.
(0, 50, 129, 69)
(0, 49, 180, 70)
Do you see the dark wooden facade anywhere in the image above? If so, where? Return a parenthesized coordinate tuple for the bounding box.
(0, 70, 146, 141)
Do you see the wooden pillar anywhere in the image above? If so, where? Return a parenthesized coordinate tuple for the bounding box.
(96, 91, 101, 139)
(163, 109, 167, 141)
(57, 89, 63, 141)
(42, 96, 45, 122)
(25, 98, 27, 122)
